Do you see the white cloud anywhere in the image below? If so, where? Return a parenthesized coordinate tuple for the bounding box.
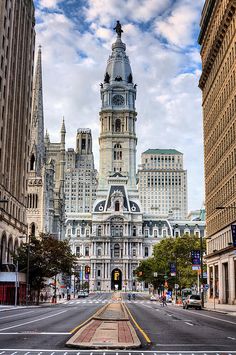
(34, 1, 205, 211)
(155, 0, 204, 47)
(39, 0, 62, 9)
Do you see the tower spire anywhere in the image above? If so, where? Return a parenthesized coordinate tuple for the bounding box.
(30, 45, 45, 175)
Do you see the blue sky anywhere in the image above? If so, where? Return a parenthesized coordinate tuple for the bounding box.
(34, 0, 205, 213)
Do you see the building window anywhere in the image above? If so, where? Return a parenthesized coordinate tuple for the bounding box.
(97, 248, 101, 256)
(76, 247, 80, 256)
(114, 143, 122, 160)
(114, 243, 120, 257)
(115, 119, 121, 132)
(97, 225, 101, 236)
(85, 247, 89, 256)
(115, 201, 120, 211)
(133, 226, 136, 236)
(98, 270, 101, 277)
(154, 230, 157, 238)
(145, 229, 148, 238)
(144, 247, 148, 257)
(132, 249, 136, 256)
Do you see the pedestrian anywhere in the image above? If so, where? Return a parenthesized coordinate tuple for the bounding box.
(162, 294, 167, 307)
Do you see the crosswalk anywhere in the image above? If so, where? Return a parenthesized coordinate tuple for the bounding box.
(64, 299, 161, 305)
(0, 350, 235, 355)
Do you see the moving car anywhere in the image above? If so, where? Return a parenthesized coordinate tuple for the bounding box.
(78, 290, 89, 298)
(183, 294, 201, 309)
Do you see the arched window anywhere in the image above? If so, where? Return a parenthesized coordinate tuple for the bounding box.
(31, 223, 36, 236)
(114, 243, 120, 257)
(115, 119, 121, 132)
(30, 154, 35, 171)
(0, 234, 7, 264)
(7, 238, 13, 263)
(115, 201, 120, 211)
(114, 144, 122, 160)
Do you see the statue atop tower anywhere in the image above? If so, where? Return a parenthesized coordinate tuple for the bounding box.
(113, 20, 123, 38)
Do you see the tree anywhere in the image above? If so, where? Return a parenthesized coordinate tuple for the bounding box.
(14, 234, 77, 304)
(135, 234, 206, 292)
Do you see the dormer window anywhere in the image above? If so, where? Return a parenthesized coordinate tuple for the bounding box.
(115, 201, 120, 211)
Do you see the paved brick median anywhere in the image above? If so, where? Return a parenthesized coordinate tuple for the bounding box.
(118, 321, 134, 343)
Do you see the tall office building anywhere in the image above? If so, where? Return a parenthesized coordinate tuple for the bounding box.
(138, 149, 188, 220)
(65, 129, 97, 215)
(0, 0, 35, 302)
(199, 0, 236, 304)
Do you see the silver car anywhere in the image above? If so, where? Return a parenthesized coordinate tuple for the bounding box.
(183, 294, 202, 309)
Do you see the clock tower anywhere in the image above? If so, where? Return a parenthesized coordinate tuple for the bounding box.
(98, 22, 137, 192)
(91, 22, 143, 292)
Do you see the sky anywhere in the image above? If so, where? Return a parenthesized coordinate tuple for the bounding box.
(34, 0, 205, 213)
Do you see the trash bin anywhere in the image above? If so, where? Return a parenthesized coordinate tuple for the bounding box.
(67, 294, 70, 301)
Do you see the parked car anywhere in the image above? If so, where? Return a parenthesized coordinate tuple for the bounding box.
(78, 290, 89, 298)
(183, 294, 201, 309)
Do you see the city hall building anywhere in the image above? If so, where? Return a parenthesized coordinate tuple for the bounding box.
(65, 25, 205, 292)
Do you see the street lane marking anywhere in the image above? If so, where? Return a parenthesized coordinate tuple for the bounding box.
(178, 309, 236, 325)
(0, 311, 35, 320)
(69, 303, 107, 334)
(123, 302, 151, 344)
(0, 332, 70, 335)
(228, 337, 236, 340)
(0, 310, 67, 332)
(185, 322, 193, 326)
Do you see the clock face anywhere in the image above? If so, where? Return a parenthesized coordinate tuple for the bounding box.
(112, 94, 125, 106)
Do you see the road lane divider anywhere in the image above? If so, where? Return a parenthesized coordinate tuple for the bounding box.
(123, 302, 151, 345)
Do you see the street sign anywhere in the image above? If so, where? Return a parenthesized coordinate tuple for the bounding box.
(174, 284, 179, 289)
(192, 265, 200, 270)
(203, 272, 207, 278)
(204, 284, 209, 290)
(170, 262, 176, 276)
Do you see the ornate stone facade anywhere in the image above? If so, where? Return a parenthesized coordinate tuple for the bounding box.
(0, 0, 35, 266)
(199, 0, 236, 304)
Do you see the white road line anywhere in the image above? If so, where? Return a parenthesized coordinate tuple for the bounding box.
(181, 309, 236, 325)
(76, 352, 80, 355)
(10, 352, 17, 355)
(50, 353, 55, 355)
(228, 336, 236, 340)
(0, 352, 5, 354)
(0, 310, 35, 320)
(0, 310, 67, 332)
(0, 332, 70, 335)
(185, 322, 194, 326)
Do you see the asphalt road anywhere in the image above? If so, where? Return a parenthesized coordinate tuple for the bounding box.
(0, 292, 111, 350)
(125, 293, 236, 351)
(0, 292, 235, 354)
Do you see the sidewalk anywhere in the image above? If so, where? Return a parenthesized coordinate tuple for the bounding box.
(66, 292, 141, 349)
(204, 302, 236, 315)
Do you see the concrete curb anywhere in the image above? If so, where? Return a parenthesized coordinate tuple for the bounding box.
(66, 300, 141, 349)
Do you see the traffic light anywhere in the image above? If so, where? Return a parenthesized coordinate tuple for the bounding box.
(85, 265, 90, 274)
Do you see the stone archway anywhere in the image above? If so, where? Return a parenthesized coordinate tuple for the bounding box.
(111, 268, 122, 290)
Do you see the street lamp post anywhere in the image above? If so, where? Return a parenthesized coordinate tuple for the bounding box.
(26, 237, 31, 306)
(200, 234, 204, 309)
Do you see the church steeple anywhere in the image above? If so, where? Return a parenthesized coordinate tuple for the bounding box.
(98, 22, 137, 191)
(30, 45, 45, 175)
